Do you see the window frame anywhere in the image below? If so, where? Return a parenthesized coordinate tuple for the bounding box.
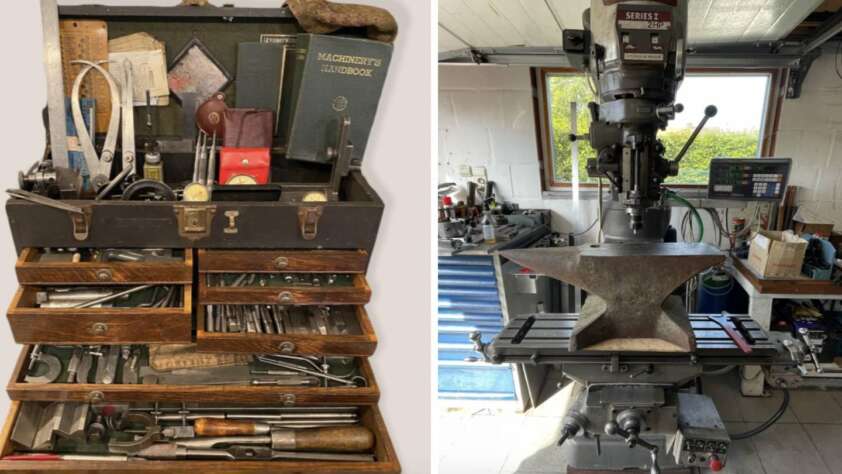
(534, 66, 787, 192)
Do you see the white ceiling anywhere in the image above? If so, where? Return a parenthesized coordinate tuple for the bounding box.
(439, 0, 825, 52)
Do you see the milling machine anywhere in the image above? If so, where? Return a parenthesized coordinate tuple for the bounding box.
(471, 1, 783, 472)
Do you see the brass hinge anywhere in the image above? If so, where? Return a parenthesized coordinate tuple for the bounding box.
(174, 204, 217, 241)
(298, 206, 323, 241)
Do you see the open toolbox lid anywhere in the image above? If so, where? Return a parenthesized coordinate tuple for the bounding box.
(7, 1, 393, 251)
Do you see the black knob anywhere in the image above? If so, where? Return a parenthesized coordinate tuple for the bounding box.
(705, 105, 718, 117)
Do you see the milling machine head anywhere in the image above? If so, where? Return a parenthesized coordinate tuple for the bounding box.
(564, 0, 709, 239)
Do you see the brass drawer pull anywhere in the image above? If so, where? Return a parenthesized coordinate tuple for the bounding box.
(87, 391, 105, 403)
(274, 256, 289, 270)
(278, 341, 296, 353)
(277, 291, 294, 304)
(91, 323, 108, 336)
(281, 393, 296, 407)
(95, 269, 113, 282)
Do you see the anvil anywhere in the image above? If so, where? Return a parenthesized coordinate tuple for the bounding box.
(502, 243, 724, 352)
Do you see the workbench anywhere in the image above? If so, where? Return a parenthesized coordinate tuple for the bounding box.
(730, 257, 842, 394)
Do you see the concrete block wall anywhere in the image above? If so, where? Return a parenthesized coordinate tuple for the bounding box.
(439, 58, 842, 243)
(775, 53, 842, 228)
(438, 65, 602, 238)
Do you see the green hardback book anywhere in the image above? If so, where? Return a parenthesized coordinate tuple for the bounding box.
(280, 34, 393, 164)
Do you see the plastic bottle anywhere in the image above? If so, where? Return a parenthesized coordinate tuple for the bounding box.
(482, 212, 496, 244)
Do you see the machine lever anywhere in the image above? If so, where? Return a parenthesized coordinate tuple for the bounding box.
(672, 105, 717, 165)
(605, 419, 660, 474)
(468, 331, 492, 363)
(556, 425, 579, 446)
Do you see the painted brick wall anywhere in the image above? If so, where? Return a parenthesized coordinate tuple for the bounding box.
(775, 53, 842, 228)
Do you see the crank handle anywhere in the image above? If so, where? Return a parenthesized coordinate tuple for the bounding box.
(468, 331, 492, 363)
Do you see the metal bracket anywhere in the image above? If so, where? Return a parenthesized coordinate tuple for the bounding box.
(298, 206, 323, 241)
(786, 51, 820, 99)
(174, 204, 217, 241)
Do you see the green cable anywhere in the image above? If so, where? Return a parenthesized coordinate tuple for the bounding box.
(666, 190, 704, 243)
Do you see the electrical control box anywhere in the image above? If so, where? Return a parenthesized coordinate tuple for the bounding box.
(670, 393, 730, 470)
(707, 158, 792, 201)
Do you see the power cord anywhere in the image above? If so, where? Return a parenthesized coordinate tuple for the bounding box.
(728, 388, 790, 440)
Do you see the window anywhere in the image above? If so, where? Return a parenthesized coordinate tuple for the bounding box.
(537, 68, 782, 190)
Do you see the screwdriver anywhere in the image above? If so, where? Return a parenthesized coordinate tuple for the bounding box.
(190, 421, 375, 453)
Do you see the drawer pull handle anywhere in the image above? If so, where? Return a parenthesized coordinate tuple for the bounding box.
(95, 269, 113, 282)
(277, 291, 294, 304)
(91, 323, 108, 336)
(282, 394, 296, 407)
(87, 391, 105, 403)
(274, 256, 289, 269)
(278, 342, 296, 353)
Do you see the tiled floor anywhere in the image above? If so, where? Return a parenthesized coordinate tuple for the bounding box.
(438, 373, 842, 474)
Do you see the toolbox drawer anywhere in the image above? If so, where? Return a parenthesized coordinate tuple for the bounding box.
(6, 286, 192, 344)
(7, 345, 380, 406)
(0, 401, 401, 473)
(198, 273, 372, 306)
(16, 248, 193, 285)
(196, 306, 377, 356)
(198, 249, 368, 274)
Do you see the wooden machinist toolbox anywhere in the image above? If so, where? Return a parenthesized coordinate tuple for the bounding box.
(0, 1, 400, 472)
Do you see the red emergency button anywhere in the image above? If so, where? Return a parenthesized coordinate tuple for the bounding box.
(709, 455, 723, 471)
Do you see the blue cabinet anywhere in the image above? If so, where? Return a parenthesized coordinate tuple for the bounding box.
(437, 255, 517, 401)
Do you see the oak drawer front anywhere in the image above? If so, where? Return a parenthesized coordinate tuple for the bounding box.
(198, 249, 369, 273)
(16, 248, 193, 285)
(7, 346, 380, 406)
(196, 306, 378, 356)
(199, 274, 372, 306)
(6, 286, 192, 345)
(0, 402, 401, 473)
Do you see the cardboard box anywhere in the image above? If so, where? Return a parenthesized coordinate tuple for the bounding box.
(794, 221, 835, 237)
(747, 230, 808, 279)
(792, 208, 835, 237)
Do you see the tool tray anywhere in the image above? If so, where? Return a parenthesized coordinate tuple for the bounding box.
(0, 401, 400, 473)
(8, 345, 380, 406)
(196, 305, 378, 356)
(6, 4, 388, 253)
(7, 285, 193, 345)
(16, 248, 193, 285)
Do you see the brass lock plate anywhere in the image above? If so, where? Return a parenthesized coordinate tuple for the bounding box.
(174, 205, 217, 241)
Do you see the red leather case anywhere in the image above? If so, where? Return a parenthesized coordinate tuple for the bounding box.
(219, 147, 272, 185)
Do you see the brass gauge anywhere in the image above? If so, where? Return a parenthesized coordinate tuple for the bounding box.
(183, 182, 210, 202)
(226, 175, 259, 185)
